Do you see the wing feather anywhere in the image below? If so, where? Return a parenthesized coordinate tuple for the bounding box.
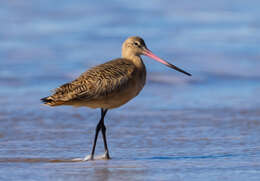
(44, 58, 136, 105)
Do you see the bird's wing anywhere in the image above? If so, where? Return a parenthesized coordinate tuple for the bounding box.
(48, 58, 136, 103)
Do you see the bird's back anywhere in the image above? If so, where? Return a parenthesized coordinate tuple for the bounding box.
(41, 58, 146, 109)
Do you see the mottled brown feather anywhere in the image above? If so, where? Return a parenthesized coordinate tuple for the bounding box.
(43, 58, 136, 106)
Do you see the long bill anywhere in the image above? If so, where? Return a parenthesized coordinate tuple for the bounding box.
(143, 49, 192, 76)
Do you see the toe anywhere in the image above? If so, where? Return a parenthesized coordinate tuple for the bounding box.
(83, 155, 94, 161)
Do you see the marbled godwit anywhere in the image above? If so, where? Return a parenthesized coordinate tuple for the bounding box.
(41, 36, 191, 161)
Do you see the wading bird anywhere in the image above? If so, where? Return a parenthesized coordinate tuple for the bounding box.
(41, 36, 191, 161)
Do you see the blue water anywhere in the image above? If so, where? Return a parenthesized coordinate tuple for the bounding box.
(1, 0, 260, 180)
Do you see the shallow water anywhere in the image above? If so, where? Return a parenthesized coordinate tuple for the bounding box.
(1, 0, 260, 180)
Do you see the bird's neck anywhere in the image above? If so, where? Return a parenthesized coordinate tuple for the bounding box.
(122, 54, 144, 69)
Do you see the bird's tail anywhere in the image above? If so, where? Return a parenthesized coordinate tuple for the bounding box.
(41, 96, 52, 103)
(41, 96, 55, 105)
(41, 96, 65, 106)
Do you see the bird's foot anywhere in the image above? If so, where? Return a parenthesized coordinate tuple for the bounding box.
(72, 152, 110, 162)
(95, 151, 111, 160)
(71, 155, 94, 162)
(83, 154, 94, 161)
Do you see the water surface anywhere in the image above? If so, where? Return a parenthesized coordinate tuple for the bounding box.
(0, 0, 260, 180)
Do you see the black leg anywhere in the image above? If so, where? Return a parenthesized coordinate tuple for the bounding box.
(100, 109, 110, 159)
(89, 108, 109, 160)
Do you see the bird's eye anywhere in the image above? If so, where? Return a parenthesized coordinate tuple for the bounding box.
(134, 42, 139, 46)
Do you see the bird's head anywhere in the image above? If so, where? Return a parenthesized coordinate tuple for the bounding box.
(122, 36, 148, 57)
(122, 36, 191, 76)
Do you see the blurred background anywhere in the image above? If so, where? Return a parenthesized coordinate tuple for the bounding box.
(0, 0, 260, 180)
